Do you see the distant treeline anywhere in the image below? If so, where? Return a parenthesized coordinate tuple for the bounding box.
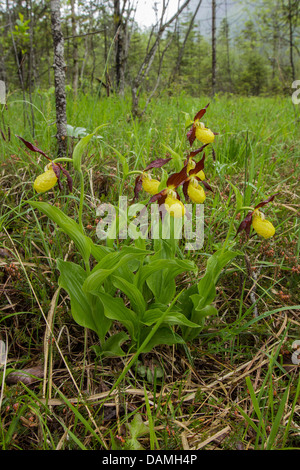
(0, 0, 299, 102)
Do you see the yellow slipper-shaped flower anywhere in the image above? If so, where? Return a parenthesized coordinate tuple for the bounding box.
(187, 179, 206, 204)
(33, 165, 58, 193)
(142, 174, 161, 195)
(195, 122, 215, 144)
(251, 210, 275, 239)
(164, 195, 186, 218)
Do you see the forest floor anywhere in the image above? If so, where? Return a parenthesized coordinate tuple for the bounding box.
(0, 91, 300, 450)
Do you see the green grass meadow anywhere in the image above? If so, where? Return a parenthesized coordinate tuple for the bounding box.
(0, 90, 300, 450)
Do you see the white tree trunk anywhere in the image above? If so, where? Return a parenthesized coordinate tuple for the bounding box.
(50, 0, 67, 156)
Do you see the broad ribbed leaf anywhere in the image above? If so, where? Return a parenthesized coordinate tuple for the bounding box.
(194, 273, 217, 310)
(142, 308, 200, 328)
(16, 135, 50, 160)
(144, 258, 196, 305)
(93, 332, 129, 357)
(57, 259, 111, 342)
(29, 201, 93, 264)
(73, 125, 105, 172)
(138, 327, 185, 353)
(112, 275, 146, 316)
(94, 292, 139, 341)
(204, 249, 241, 284)
(83, 247, 149, 295)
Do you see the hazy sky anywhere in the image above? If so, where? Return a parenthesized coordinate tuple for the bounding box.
(134, 0, 179, 28)
(134, 0, 246, 36)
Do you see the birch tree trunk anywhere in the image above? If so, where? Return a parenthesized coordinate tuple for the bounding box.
(70, 0, 79, 97)
(114, 0, 133, 96)
(288, 0, 295, 81)
(211, 0, 216, 96)
(168, 0, 202, 86)
(50, 0, 67, 157)
(131, 0, 191, 117)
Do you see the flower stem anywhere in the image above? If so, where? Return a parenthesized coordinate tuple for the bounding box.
(78, 170, 85, 234)
(106, 288, 184, 397)
(127, 170, 143, 177)
(221, 206, 254, 254)
(52, 157, 73, 164)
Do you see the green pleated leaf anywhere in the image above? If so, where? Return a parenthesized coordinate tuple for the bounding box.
(93, 331, 129, 358)
(94, 291, 139, 341)
(142, 308, 200, 328)
(111, 275, 146, 316)
(139, 258, 196, 305)
(138, 327, 185, 353)
(73, 125, 106, 172)
(83, 247, 149, 295)
(57, 259, 111, 342)
(29, 201, 93, 265)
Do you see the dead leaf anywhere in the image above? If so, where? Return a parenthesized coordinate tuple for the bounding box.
(6, 365, 44, 385)
(0, 248, 11, 258)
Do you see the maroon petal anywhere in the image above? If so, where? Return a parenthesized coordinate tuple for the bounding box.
(188, 144, 209, 158)
(193, 103, 210, 122)
(212, 148, 216, 162)
(57, 179, 63, 191)
(133, 175, 143, 201)
(16, 135, 50, 160)
(255, 193, 279, 210)
(187, 126, 196, 146)
(183, 181, 189, 201)
(236, 211, 253, 238)
(144, 157, 172, 171)
(0, 129, 6, 141)
(166, 166, 188, 189)
(202, 180, 213, 192)
(50, 163, 63, 191)
(51, 162, 61, 179)
(60, 166, 73, 193)
(189, 154, 205, 176)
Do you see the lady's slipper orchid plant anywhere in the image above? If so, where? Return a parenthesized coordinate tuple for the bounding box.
(133, 104, 218, 220)
(133, 157, 172, 200)
(148, 165, 188, 219)
(133, 146, 214, 219)
(187, 103, 218, 147)
(182, 151, 213, 204)
(20, 102, 283, 366)
(236, 194, 278, 239)
(16, 135, 73, 193)
(133, 157, 187, 218)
